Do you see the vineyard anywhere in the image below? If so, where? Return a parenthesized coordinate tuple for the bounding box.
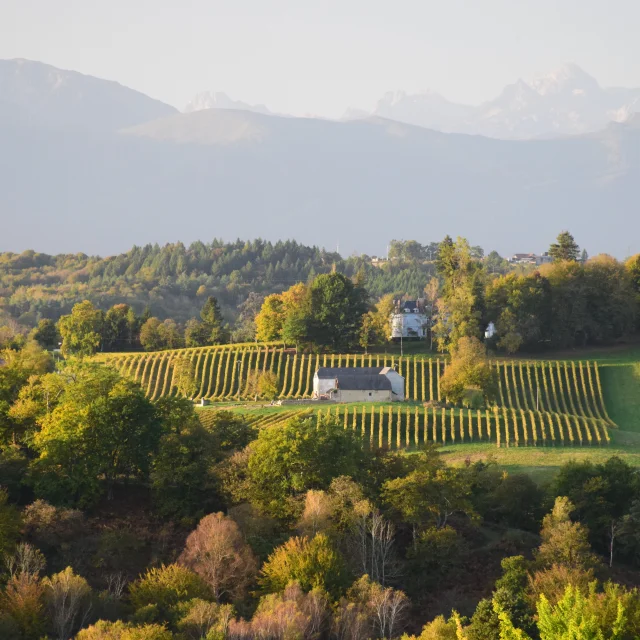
(199, 404, 611, 449)
(99, 346, 613, 425)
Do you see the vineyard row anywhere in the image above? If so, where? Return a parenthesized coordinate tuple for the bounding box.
(104, 348, 612, 424)
(198, 405, 611, 449)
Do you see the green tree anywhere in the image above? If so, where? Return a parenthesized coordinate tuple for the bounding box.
(151, 397, 220, 518)
(485, 272, 552, 353)
(549, 231, 580, 262)
(552, 456, 640, 567)
(200, 297, 228, 344)
(537, 497, 599, 571)
(58, 300, 104, 357)
(172, 357, 198, 398)
(31, 364, 162, 506)
(30, 319, 59, 350)
(468, 556, 536, 640)
(103, 304, 138, 351)
(382, 461, 476, 539)
(0, 342, 53, 446)
(139, 318, 164, 351)
(157, 320, 184, 350)
(246, 416, 371, 521)
(205, 410, 256, 455)
(536, 585, 624, 640)
(257, 371, 280, 400)
(306, 272, 368, 352)
(0, 488, 21, 559)
(259, 533, 348, 598)
(434, 236, 485, 352)
(184, 318, 209, 347)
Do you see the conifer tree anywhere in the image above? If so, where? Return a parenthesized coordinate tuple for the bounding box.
(549, 231, 580, 262)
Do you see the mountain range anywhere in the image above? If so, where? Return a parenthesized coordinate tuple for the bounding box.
(184, 63, 640, 140)
(1, 59, 639, 258)
(355, 63, 640, 139)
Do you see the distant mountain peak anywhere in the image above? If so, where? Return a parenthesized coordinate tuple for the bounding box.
(183, 91, 273, 115)
(0, 58, 177, 131)
(527, 62, 600, 96)
(360, 63, 640, 139)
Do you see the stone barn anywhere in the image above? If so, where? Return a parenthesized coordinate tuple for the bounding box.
(313, 367, 405, 402)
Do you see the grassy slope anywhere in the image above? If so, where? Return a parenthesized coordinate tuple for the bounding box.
(440, 345, 640, 478)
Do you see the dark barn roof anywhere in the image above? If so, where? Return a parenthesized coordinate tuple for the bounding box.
(316, 367, 384, 378)
(335, 375, 392, 391)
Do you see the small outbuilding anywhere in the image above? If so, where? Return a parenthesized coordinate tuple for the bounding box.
(313, 367, 405, 402)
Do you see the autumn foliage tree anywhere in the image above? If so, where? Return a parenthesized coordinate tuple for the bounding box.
(439, 336, 497, 406)
(179, 512, 257, 602)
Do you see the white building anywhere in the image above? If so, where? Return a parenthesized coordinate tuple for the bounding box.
(313, 367, 405, 402)
(390, 300, 428, 340)
(485, 321, 497, 340)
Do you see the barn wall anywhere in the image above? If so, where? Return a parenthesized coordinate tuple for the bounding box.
(384, 371, 405, 400)
(336, 389, 392, 403)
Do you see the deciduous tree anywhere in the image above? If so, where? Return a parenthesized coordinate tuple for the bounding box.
(179, 512, 257, 602)
(58, 301, 104, 357)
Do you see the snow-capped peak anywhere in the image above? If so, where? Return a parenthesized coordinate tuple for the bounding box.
(527, 63, 600, 96)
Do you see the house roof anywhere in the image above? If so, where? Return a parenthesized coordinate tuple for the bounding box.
(315, 367, 384, 379)
(335, 374, 392, 391)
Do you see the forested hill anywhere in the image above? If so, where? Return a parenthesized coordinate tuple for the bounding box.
(0, 239, 434, 327)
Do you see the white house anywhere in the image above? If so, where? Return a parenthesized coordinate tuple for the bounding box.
(485, 322, 497, 340)
(313, 367, 405, 402)
(390, 300, 428, 340)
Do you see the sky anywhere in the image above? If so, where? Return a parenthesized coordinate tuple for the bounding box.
(2, 0, 640, 118)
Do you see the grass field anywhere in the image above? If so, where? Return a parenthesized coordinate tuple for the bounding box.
(443, 344, 640, 477)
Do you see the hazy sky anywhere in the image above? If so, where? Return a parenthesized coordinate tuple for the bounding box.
(3, 0, 640, 117)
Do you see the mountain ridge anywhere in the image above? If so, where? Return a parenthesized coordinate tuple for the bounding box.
(0, 58, 177, 131)
(361, 63, 640, 139)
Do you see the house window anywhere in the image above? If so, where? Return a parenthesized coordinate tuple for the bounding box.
(369, 392, 372, 396)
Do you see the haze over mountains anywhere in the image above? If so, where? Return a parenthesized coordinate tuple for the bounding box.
(183, 63, 640, 140)
(1, 59, 639, 258)
(363, 63, 640, 139)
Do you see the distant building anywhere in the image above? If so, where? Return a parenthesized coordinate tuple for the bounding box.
(313, 367, 405, 402)
(390, 299, 428, 340)
(485, 321, 497, 340)
(508, 252, 553, 265)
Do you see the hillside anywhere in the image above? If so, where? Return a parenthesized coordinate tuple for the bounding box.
(2, 105, 639, 257)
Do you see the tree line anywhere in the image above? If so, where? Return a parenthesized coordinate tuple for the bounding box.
(3, 231, 640, 357)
